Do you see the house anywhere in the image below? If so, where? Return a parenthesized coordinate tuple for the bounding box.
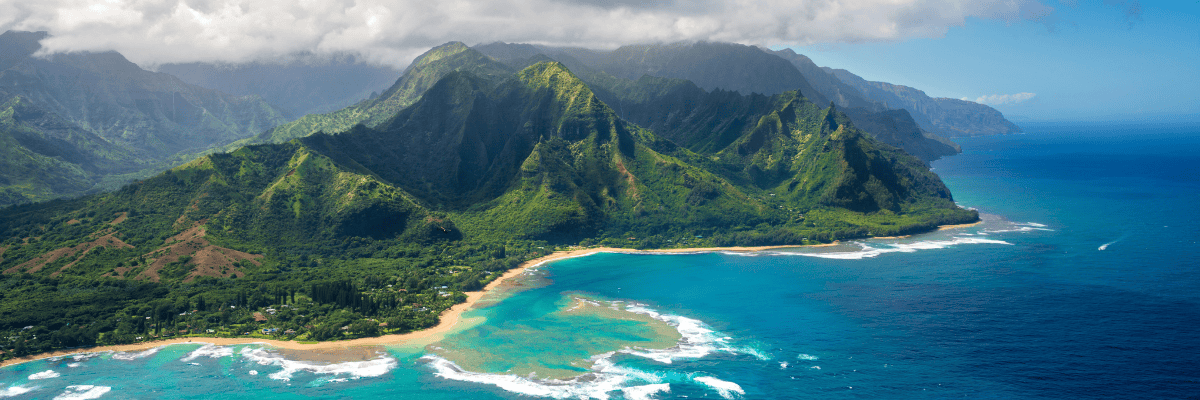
(284, 329, 296, 335)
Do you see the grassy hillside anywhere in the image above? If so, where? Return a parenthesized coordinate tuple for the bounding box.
(0, 58, 976, 361)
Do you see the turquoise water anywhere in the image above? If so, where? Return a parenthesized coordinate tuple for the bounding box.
(3, 122, 1198, 399)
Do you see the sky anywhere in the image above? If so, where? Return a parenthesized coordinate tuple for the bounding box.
(791, 1, 1200, 121)
(1, 0, 1196, 122)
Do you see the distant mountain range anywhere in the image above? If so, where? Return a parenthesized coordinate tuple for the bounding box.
(0, 31, 286, 206)
(157, 56, 399, 119)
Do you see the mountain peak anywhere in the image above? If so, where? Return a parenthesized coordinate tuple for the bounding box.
(408, 41, 472, 70)
(517, 61, 577, 86)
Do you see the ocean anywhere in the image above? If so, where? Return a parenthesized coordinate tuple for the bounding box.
(3, 122, 1198, 399)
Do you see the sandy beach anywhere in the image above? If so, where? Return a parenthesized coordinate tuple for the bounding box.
(0, 237, 920, 369)
(937, 220, 984, 230)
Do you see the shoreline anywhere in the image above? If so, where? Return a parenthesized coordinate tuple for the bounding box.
(1, 224, 971, 369)
(937, 220, 984, 230)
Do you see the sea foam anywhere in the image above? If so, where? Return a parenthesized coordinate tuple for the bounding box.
(423, 353, 642, 400)
(770, 237, 1012, 260)
(238, 347, 397, 381)
(693, 376, 744, 399)
(982, 222, 1054, 234)
(621, 383, 670, 400)
(112, 347, 160, 360)
(0, 385, 36, 398)
(620, 303, 768, 364)
(52, 385, 110, 400)
(179, 343, 233, 362)
(28, 370, 60, 380)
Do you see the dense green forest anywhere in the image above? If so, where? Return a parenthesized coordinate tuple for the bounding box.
(0, 46, 976, 362)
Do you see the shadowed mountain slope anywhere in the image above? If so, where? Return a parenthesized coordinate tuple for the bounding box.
(0, 30, 287, 206)
(474, 42, 959, 162)
(254, 42, 514, 144)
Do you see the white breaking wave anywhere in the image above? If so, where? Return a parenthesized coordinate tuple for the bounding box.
(52, 385, 111, 400)
(179, 344, 234, 362)
(982, 222, 1054, 234)
(0, 385, 36, 398)
(797, 354, 819, 360)
(779, 362, 789, 369)
(770, 237, 1012, 260)
(423, 353, 635, 400)
(112, 347, 160, 361)
(67, 363, 82, 368)
(621, 383, 670, 400)
(28, 370, 60, 380)
(238, 347, 397, 381)
(694, 376, 744, 399)
(620, 303, 768, 364)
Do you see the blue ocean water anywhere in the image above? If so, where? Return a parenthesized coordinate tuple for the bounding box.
(3, 122, 1198, 399)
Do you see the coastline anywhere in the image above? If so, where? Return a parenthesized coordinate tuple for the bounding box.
(1, 235, 930, 369)
(874, 219, 984, 239)
(937, 220, 984, 230)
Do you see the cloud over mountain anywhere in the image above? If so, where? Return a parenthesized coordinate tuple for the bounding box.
(2, 0, 1054, 67)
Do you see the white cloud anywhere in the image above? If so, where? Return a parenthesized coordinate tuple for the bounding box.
(1, 0, 1054, 68)
(966, 92, 1038, 105)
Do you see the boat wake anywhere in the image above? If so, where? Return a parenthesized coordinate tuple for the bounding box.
(1099, 234, 1128, 251)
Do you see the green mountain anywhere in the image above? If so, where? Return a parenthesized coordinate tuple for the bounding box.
(826, 67, 1022, 137)
(0, 31, 288, 207)
(765, 48, 880, 111)
(0, 96, 140, 204)
(0, 52, 976, 358)
(473, 41, 960, 162)
(253, 42, 513, 144)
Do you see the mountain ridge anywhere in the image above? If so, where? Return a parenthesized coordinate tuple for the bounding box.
(0, 30, 288, 206)
(0, 43, 978, 360)
(473, 41, 962, 162)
